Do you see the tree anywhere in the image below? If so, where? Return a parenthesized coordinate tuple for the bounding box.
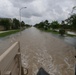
(59, 21, 65, 36)
(34, 20, 50, 30)
(25, 24, 31, 28)
(50, 21, 60, 30)
(59, 29, 65, 36)
(21, 21, 25, 27)
(65, 14, 76, 30)
(44, 20, 50, 30)
(34, 22, 45, 29)
(12, 18, 20, 29)
(0, 19, 12, 30)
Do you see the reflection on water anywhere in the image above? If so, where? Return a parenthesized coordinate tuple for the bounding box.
(64, 37, 76, 47)
(50, 34, 76, 48)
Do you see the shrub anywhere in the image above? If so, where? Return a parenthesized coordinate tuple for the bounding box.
(59, 29, 65, 36)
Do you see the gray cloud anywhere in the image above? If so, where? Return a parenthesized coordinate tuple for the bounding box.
(0, 0, 76, 25)
(10, 0, 35, 3)
(10, 0, 35, 7)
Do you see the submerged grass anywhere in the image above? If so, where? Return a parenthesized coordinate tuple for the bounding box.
(66, 33, 76, 37)
(41, 29, 59, 34)
(38, 28, 76, 37)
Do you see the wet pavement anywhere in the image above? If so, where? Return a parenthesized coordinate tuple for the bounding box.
(0, 27, 76, 75)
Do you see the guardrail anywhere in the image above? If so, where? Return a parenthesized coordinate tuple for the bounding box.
(0, 42, 21, 75)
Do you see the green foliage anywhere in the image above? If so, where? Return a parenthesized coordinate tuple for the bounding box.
(65, 14, 76, 30)
(12, 18, 20, 29)
(21, 21, 25, 27)
(0, 19, 11, 30)
(34, 20, 50, 30)
(44, 20, 50, 30)
(34, 22, 45, 29)
(0, 18, 27, 31)
(25, 24, 31, 28)
(34, 13, 76, 32)
(50, 21, 60, 30)
(59, 29, 65, 36)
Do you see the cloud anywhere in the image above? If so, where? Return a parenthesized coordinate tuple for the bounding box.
(0, 0, 14, 17)
(10, 0, 35, 3)
(0, 0, 76, 25)
(10, 0, 35, 7)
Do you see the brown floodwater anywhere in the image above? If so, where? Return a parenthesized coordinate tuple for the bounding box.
(0, 27, 76, 75)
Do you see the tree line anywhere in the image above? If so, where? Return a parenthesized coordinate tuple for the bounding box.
(34, 14, 76, 35)
(0, 18, 31, 30)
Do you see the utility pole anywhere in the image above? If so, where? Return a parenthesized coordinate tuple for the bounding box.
(19, 7, 27, 34)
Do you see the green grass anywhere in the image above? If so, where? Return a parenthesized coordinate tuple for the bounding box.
(49, 30, 59, 34)
(0, 30, 20, 37)
(66, 33, 76, 37)
(38, 28, 76, 37)
(41, 29, 59, 34)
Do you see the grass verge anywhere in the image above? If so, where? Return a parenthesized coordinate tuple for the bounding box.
(66, 33, 76, 37)
(38, 28, 76, 37)
(40, 28, 59, 34)
(46, 29, 59, 34)
(0, 30, 20, 37)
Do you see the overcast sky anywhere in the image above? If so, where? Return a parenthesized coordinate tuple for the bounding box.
(0, 0, 76, 25)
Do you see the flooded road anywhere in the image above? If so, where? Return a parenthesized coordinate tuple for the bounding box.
(0, 27, 76, 75)
(51, 34, 76, 48)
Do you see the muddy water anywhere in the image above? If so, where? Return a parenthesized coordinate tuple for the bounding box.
(51, 34, 76, 48)
(0, 27, 76, 75)
(20, 27, 76, 75)
(0, 33, 20, 55)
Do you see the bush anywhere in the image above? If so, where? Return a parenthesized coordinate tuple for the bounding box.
(59, 29, 65, 36)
